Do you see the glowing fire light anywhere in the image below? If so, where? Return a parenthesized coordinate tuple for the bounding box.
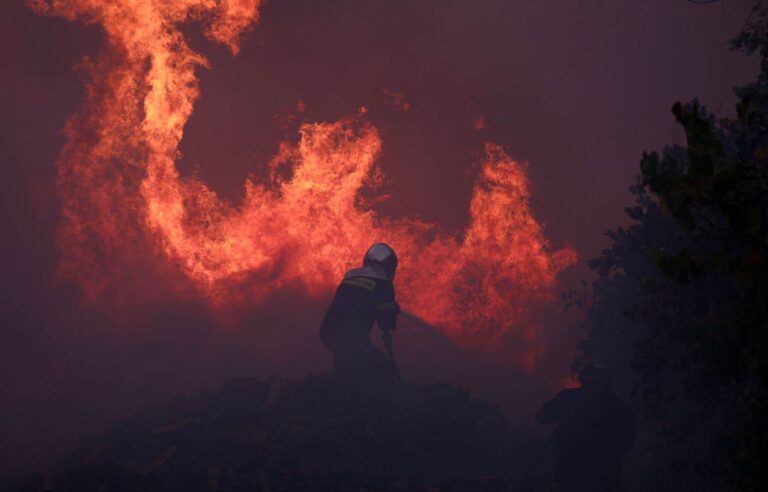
(31, 0, 576, 363)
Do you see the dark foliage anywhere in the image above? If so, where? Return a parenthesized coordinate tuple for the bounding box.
(575, 4, 768, 490)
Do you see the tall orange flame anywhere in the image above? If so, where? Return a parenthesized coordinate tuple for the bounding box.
(32, 0, 576, 364)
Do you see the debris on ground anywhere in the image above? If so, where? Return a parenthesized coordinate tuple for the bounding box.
(7, 375, 518, 491)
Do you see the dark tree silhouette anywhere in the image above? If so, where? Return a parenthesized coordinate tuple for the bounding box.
(575, 4, 768, 491)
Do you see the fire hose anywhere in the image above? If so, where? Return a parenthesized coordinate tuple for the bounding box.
(398, 309, 430, 327)
(382, 310, 442, 385)
(381, 327, 403, 384)
(380, 310, 431, 385)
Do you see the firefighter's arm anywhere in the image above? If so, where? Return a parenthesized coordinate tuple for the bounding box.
(376, 300, 400, 331)
(375, 281, 400, 331)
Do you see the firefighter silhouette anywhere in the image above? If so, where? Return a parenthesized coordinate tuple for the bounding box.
(320, 243, 401, 386)
(536, 364, 636, 492)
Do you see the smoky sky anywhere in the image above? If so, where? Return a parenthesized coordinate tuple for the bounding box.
(0, 0, 759, 480)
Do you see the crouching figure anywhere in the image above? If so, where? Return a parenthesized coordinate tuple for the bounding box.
(320, 243, 401, 387)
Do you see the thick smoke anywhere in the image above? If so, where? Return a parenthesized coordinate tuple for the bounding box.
(1, 0, 755, 483)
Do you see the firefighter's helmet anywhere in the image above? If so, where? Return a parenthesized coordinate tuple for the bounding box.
(363, 243, 398, 280)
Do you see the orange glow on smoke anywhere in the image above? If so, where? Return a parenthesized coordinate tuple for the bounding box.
(32, 0, 576, 363)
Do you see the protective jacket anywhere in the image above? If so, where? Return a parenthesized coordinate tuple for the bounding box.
(537, 386, 635, 491)
(320, 265, 399, 351)
(319, 265, 401, 386)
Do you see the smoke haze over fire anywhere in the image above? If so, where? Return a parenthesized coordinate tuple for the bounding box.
(32, 0, 575, 361)
(1, 0, 759, 482)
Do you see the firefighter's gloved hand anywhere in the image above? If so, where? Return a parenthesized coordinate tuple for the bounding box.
(377, 301, 401, 314)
